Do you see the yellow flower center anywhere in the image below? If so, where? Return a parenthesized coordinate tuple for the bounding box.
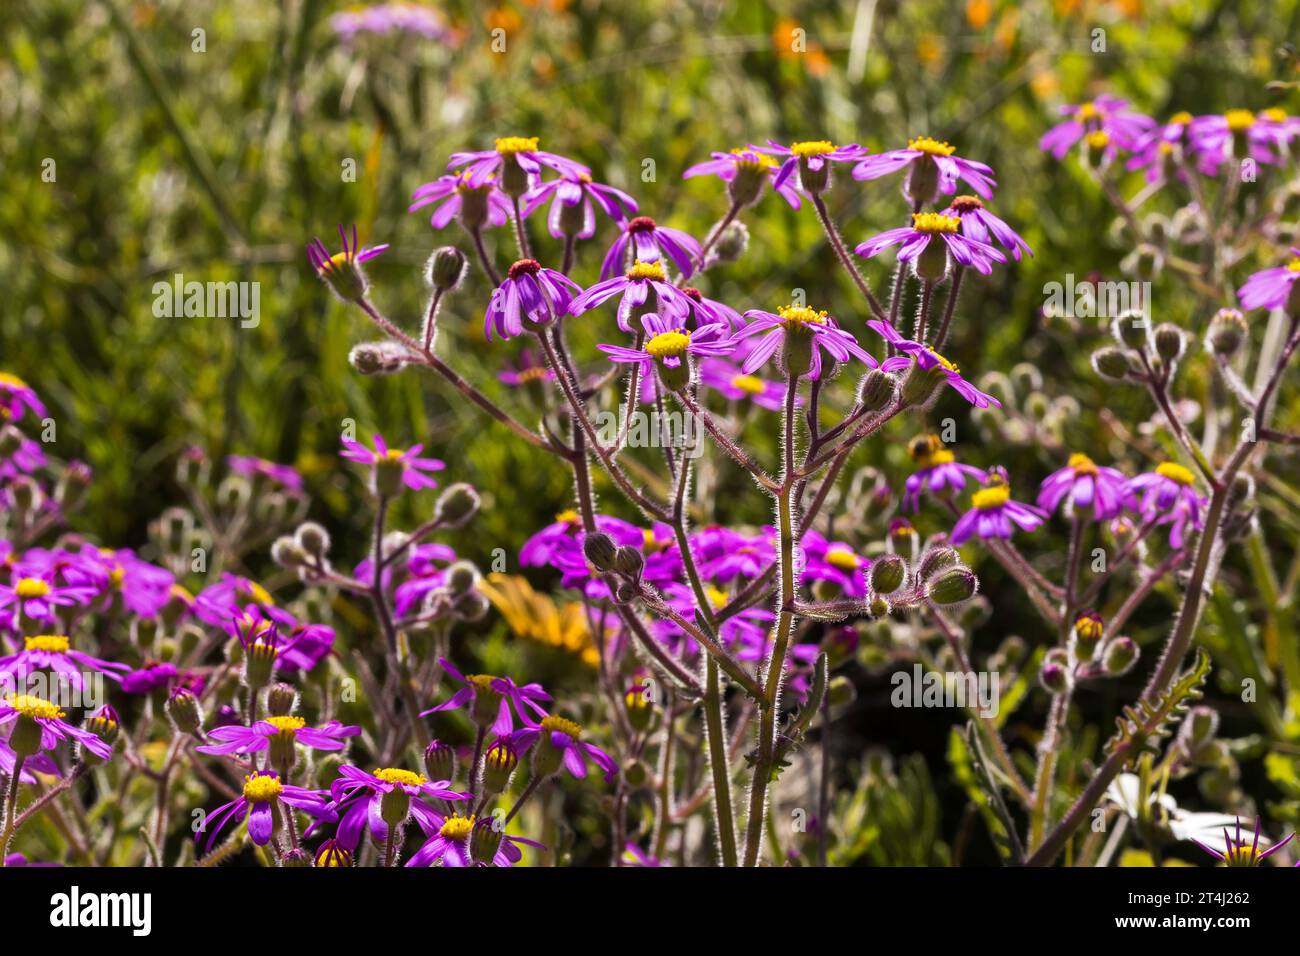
(730, 148, 776, 169)
(705, 585, 729, 610)
(109, 567, 126, 588)
(826, 548, 861, 570)
(265, 715, 306, 736)
(439, 814, 476, 841)
(1076, 102, 1100, 121)
(555, 509, 580, 525)
(1074, 615, 1104, 641)
(926, 449, 956, 467)
(1085, 131, 1110, 149)
(467, 674, 501, 694)
(642, 528, 669, 553)
(373, 767, 427, 787)
(24, 635, 70, 653)
(1224, 109, 1255, 132)
(626, 261, 667, 282)
(790, 140, 835, 158)
(646, 330, 691, 359)
(242, 774, 284, 803)
(540, 715, 583, 739)
(7, 694, 65, 720)
(1260, 108, 1287, 123)
(731, 374, 767, 395)
(908, 136, 956, 156)
(0, 372, 30, 390)
(777, 304, 829, 326)
(911, 212, 960, 235)
(494, 136, 540, 156)
(1156, 462, 1195, 486)
(972, 486, 1010, 511)
(928, 349, 960, 373)
(324, 250, 351, 272)
(1169, 111, 1193, 126)
(1286, 258, 1300, 273)
(15, 578, 51, 599)
(248, 581, 274, 605)
(1067, 452, 1098, 476)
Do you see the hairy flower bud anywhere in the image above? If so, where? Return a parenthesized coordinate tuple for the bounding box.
(612, 545, 645, 581)
(434, 483, 480, 528)
(165, 688, 204, 737)
(453, 589, 490, 622)
(1091, 346, 1134, 382)
(888, 518, 918, 556)
(426, 246, 468, 292)
(624, 684, 654, 732)
(582, 532, 618, 572)
(349, 341, 412, 376)
(1102, 636, 1139, 676)
(446, 560, 480, 596)
(1154, 323, 1187, 363)
(1206, 309, 1247, 357)
(270, 536, 307, 569)
(827, 675, 856, 708)
(1072, 610, 1104, 662)
(713, 221, 750, 263)
(424, 740, 457, 783)
(916, 545, 960, 581)
(266, 683, 298, 717)
(55, 460, 93, 511)
(1112, 311, 1151, 351)
(470, 817, 505, 865)
(857, 368, 895, 412)
(1038, 659, 1069, 694)
(295, 522, 331, 560)
(925, 566, 978, 606)
(480, 738, 518, 794)
(870, 553, 907, 595)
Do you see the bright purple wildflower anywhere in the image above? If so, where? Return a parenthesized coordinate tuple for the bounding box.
(1126, 462, 1205, 549)
(1237, 248, 1300, 313)
(683, 147, 802, 208)
(197, 770, 334, 852)
(420, 658, 551, 734)
(856, 211, 1006, 276)
(121, 660, 178, 695)
(196, 718, 360, 757)
(0, 434, 45, 481)
(330, 3, 453, 42)
(699, 358, 786, 410)
(341, 433, 445, 491)
(599, 312, 734, 380)
(950, 481, 1047, 545)
(799, 531, 869, 598)
(225, 455, 304, 493)
(945, 195, 1032, 261)
(0, 634, 129, 691)
(693, 526, 775, 582)
(0, 373, 46, 424)
(1188, 109, 1295, 173)
(0, 694, 112, 760)
(448, 137, 590, 189)
(600, 216, 702, 281)
(568, 259, 693, 332)
(522, 174, 638, 239)
(484, 259, 581, 340)
(871, 320, 1002, 408)
(0, 574, 96, 622)
(852, 136, 996, 198)
(91, 548, 174, 618)
(1039, 97, 1155, 159)
(407, 814, 543, 868)
(753, 140, 866, 192)
(903, 436, 987, 511)
(305, 224, 389, 279)
(323, 764, 466, 852)
(409, 171, 512, 230)
(510, 716, 618, 782)
(1037, 453, 1129, 522)
(520, 512, 641, 568)
(498, 348, 556, 388)
(736, 305, 877, 381)
(1194, 816, 1295, 867)
(1126, 112, 1196, 181)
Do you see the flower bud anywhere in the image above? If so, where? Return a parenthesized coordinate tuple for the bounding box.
(266, 683, 298, 717)
(9, 477, 40, 512)
(916, 545, 960, 581)
(889, 518, 918, 555)
(0, 425, 23, 457)
(132, 616, 160, 652)
(624, 684, 654, 732)
(582, 532, 618, 572)
(295, 522, 331, 560)
(925, 567, 978, 606)
(1121, 243, 1163, 280)
(1206, 309, 1247, 357)
(1038, 660, 1069, 694)
(480, 738, 519, 794)
(55, 460, 93, 511)
(423, 740, 457, 783)
(280, 849, 312, 867)
(470, 817, 505, 865)
(434, 483, 480, 528)
(870, 553, 906, 595)
(453, 589, 490, 622)
(270, 536, 307, 568)
(165, 687, 204, 736)
(1154, 323, 1187, 363)
(1181, 705, 1220, 751)
(1091, 346, 1134, 382)
(614, 581, 639, 604)
(827, 675, 856, 708)
(612, 545, 645, 581)
(1102, 636, 1139, 676)
(81, 706, 121, 764)
(857, 368, 896, 412)
(445, 560, 480, 596)
(713, 221, 750, 263)
(1112, 311, 1150, 351)
(1072, 610, 1104, 662)
(314, 839, 354, 867)
(867, 595, 891, 619)
(426, 246, 468, 292)
(349, 341, 413, 376)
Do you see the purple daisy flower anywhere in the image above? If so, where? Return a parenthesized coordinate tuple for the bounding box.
(800, 531, 869, 598)
(1037, 452, 1129, 522)
(92, 548, 175, 618)
(599, 312, 734, 391)
(330, 3, 454, 42)
(0, 575, 96, 622)
(406, 814, 543, 868)
(871, 320, 1002, 408)
(683, 147, 802, 208)
(520, 511, 642, 567)
(599, 216, 702, 281)
(950, 482, 1047, 545)
(1039, 96, 1155, 160)
(196, 770, 334, 852)
(944, 195, 1033, 261)
(420, 658, 551, 734)
(568, 260, 693, 332)
(305, 225, 389, 301)
(0, 634, 129, 691)
(856, 211, 1006, 276)
(1194, 816, 1295, 867)
(1188, 109, 1294, 174)
(903, 435, 987, 511)
(225, 455, 304, 494)
(1126, 462, 1205, 549)
(1237, 248, 1300, 314)
(484, 259, 582, 341)
(693, 526, 775, 582)
(0, 694, 113, 761)
(120, 660, 178, 695)
(323, 765, 466, 852)
(448, 137, 590, 190)
(510, 714, 618, 782)
(852, 136, 996, 199)
(1125, 112, 1196, 182)
(698, 358, 786, 410)
(753, 139, 866, 194)
(409, 171, 513, 230)
(735, 305, 878, 381)
(196, 717, 360, 757)
(341, 433, 445, 492)
(521, 173, 638, 239)
(0, 373, 46, 424)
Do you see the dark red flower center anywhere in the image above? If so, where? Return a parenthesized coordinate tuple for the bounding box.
(949, 195, 984, 213)
(682, 287, 703, 302)
(627, 216, 657, 233)
(507, 259, 542, 279)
